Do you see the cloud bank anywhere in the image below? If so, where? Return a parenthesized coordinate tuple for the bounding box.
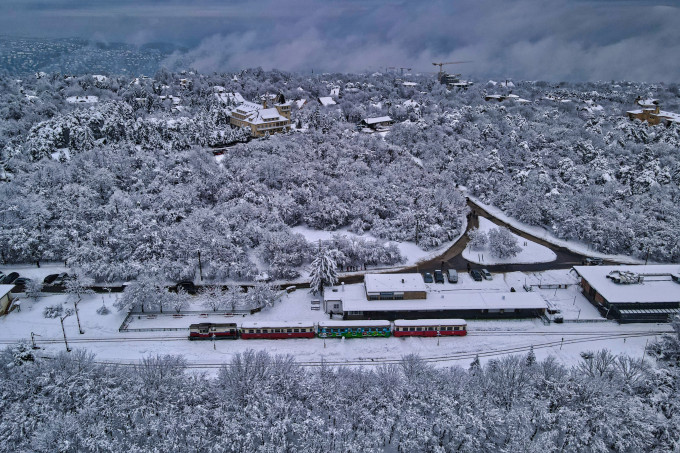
(2, 0, 679, 81)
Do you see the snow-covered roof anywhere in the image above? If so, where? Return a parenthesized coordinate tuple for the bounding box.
(394, 319, 466, 327)
(627, 109, 644, 114)
(364, 273, 425, 294)
(217, 92, 246, 105)
(402, 81, 418, 86)
(0, 285, 15, 298)
(362, 116, 393, 125)
(241, 321, 315, 329)
(318, 320, 391, 328)
(66, 96, 98, 104)
(295, 99, 307, 109)
(658, 111, 680, 123)
(637, 98, 659, 107)
(332, 283, 547, 312)
(573, 265, 680, 304)
(318, 96, 337, 106)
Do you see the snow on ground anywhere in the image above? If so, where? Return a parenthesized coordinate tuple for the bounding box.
(467, 194, 645, 264)
(463, 217, 556, 265)
(291, 225, 463, 268)
(0, 268, 670, 373)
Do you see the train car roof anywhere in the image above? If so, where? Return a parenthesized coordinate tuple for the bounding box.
(318, 320, 391, 328)
(189, 322, 237, 328)
(240, 321, 315, 329)
(393, 319, 466, 327)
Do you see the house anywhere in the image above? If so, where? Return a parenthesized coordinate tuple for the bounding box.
(0, 285, 15, 315)
(361, 116, 394, 130)
(626, 97, 680, 126)
(318, 96, 337, 107)
(323, 274, 547, 320)
(572, 265, 680, 323)
(227, 92, 292, 137)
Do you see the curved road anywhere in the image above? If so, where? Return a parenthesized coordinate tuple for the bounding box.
(340, 198, 612, 283)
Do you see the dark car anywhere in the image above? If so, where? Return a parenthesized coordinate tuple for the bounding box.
(43, 273, 60, 284)
(176, 281, 197, 295)
(52, 273, 73, 286)
(585, 257, 603, 266)
(433, 269, 445, 284)
(11, 277, 32, 292)
(0, 272, 5, 283)
(422, 272, 434, 284)
(470, 269, 483, 282)
(0, 272, 20, 285)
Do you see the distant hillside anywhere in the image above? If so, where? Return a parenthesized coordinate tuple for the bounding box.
(0, 36, 182, 75)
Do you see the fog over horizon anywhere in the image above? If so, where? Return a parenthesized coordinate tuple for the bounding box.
(1, 0, 679, 82)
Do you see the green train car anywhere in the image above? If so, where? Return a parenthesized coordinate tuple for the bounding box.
(317, 320, 392, 338)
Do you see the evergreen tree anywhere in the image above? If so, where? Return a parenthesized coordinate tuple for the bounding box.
(309, 246, 338, 296)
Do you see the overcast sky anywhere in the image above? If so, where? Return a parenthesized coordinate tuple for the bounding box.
(1, 0, 679, 81)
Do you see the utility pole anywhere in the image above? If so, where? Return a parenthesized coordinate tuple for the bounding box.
(74, 298, 84, 334)
(415, 218, 420, 245)
(198, 250, 204, 281)
(30, 332, 41, 349)
(60, 312, 72, 352)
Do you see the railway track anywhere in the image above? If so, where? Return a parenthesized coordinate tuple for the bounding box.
(16, 328, 671, 369)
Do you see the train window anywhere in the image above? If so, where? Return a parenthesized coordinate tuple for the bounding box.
(293, 329, 299, 333)
(287, 329, 292, 333)
(416, 327, 422, 331)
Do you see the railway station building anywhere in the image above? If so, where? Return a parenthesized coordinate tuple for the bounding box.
(572, 265, 680, 323)
(324, 273, 547, 320)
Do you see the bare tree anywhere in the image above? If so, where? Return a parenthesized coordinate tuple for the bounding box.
(65, 275, 94, 334)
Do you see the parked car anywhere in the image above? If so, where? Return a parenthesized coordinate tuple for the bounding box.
(422, 272, 434, 284)
(0, 272, 20, 285)
(585, 257, 603, 266)
(470, 269, 483, 281)
(433, 270, 445, 284)
(176, 281, 197, 295)
(11, 277, 32, 292)
(0, 272, 5, 283)
(43, 273, 60, 284)
(481, 269, 492, 280)
(52, 273, 72, 286)
(447, 269, 458, 284)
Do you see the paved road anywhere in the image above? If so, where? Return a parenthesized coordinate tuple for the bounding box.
(341, 197, 613, 283)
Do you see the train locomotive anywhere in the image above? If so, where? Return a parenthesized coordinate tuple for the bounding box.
(189, 319, 467, 340)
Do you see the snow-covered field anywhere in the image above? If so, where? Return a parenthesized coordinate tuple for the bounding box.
(463, 217, 557, 265)
(0, 264, 669, 372)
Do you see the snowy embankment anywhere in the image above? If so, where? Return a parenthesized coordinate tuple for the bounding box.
(292, 224, 465, 268)
(467, 194, 645, 264)
(463, 217, 556, 265)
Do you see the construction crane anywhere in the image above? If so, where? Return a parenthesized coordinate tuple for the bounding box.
(432, 61, 472, 75)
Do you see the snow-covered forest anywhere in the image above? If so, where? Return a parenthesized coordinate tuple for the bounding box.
(1, 323, 680, 452)
(0, 69, 679, 282)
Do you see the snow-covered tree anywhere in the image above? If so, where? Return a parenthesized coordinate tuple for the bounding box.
(309, 246, 338, 295)
(468, 228, 488, 250)
(488, 227, 521, 259)
(114, 274, 166, 313)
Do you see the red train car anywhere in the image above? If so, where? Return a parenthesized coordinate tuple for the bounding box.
(189, 323, 238, 340)
(393, 319, 467, 337)
(240, 321, 316, 339)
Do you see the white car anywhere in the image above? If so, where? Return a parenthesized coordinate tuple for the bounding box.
(481, 269, 492, 280)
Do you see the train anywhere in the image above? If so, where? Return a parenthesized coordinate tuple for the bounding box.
(189, 318, 467, 340)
